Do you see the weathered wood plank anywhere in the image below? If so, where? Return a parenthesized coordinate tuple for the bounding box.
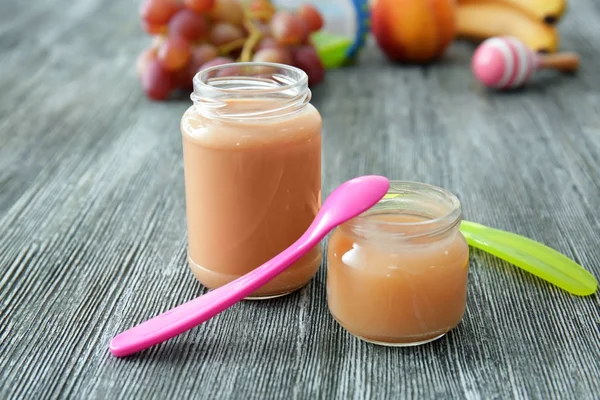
(1, 0, 599, 399)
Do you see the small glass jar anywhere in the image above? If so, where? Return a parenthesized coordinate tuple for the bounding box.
(180, 62, 322, 299)
(326, 181, 469, 346)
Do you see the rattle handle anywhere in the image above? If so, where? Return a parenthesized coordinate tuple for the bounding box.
(538, 52, 580, 73)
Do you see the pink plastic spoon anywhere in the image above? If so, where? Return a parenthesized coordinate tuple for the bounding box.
(109, 175, 390, 357)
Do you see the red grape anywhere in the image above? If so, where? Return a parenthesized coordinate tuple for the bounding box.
(200, 57, 234, 70)
(199, 57, 240, 76)
(209, 22, 244, 46)
(298, 4, 324, 32)
(137, 47, 158, 79)
(270, 11, 305, 46)
(252, 47, 292, 65)
(142, 59, 174, 100)
(256, 36, 278, 51)
(178, 44, 219, 89)
(254, 22, 271, 37)
(183, 0, 215, 13)
(169, 9, 209, 43)
(249, 0, 275, 22)
(142, 21, 168, 35)
(158, 36, 192, 71)
(192, 44, 219, 66)
(209, 0, 244, 26)
(299, 20, 311, 44)
(141, 0, 181, 25)
(293, 45, 325, 86)
(151, 34, 167, 50)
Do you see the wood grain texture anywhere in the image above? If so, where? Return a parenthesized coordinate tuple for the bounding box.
(1, 0, 600, 399)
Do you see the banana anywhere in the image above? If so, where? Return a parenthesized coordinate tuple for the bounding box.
(456, 2, 559, 53)
(457, 0, 567, 25)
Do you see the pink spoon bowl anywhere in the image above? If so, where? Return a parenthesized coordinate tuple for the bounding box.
(109, 175, 390, 357)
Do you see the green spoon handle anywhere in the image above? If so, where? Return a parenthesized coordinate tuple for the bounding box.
(460, 220, 598, 296)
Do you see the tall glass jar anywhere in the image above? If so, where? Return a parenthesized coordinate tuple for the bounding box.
(327, 181, 469, 346)
(181, 62, 322, 299)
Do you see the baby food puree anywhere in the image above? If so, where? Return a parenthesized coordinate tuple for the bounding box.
(327, 181, 470, 346)
(181, 63, 322, 299)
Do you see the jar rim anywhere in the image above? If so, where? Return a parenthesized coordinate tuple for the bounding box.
(192, 61, 309, 95)
(344, 180, 462, 238)
(191, 62, 311, 120)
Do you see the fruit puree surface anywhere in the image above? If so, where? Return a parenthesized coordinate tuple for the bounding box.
(327, 212, 469, 344)
(181, 98, 322, 297)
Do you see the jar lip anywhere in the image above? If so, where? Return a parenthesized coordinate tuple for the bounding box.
(345, 180, 462, 237)
(192, 61, 309, 95)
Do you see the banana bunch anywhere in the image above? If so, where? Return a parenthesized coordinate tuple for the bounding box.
(456, 0, 567, 53)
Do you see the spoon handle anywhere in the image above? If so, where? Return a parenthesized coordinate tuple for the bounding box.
(460, 220, 598, 296)
(109, 235, 315, 357)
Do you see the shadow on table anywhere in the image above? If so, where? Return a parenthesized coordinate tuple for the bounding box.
(113, 328, 300, 366)
(112, 281, 327, 364)
(472, 71, 579, 96)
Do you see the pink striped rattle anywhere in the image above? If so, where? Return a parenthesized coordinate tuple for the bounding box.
(472, 36, 580, 90)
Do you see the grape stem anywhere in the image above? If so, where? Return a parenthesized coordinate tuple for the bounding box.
(216, 2, 272, 62)
(249, 11, 272, 21)
(239, 5, 267, 62)
(218, 38, 247, 56)
(240, 25, 261, 62)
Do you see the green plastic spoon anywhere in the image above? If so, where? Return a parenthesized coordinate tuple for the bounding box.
(460, 220, 598, 296)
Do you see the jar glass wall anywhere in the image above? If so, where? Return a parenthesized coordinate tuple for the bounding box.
(326, 181, 469, 346)
(181, 62, 322, 299)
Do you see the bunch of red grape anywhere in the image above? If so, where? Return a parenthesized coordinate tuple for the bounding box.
(137, 0, 326, 100)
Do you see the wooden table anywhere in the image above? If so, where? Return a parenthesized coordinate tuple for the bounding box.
(2, 0, 599, 398)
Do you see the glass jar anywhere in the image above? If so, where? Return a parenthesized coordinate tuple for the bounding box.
(326, 181, 469, 346)
(180, 62, 322, 299)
